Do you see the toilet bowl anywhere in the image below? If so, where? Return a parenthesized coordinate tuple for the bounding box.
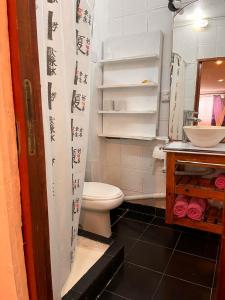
(79, 182, 124, 238)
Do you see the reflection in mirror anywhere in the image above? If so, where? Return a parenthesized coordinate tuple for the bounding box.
(197, 58, 225, 126)
(169, 0, 225, 140)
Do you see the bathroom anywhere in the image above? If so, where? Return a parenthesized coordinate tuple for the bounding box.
(1, 0, 225, 299)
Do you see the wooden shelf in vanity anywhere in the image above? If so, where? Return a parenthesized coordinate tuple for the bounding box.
(173, 216, 223, 235)
(175, 182, 225, 201)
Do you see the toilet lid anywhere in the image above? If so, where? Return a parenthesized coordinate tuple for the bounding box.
(83, 182, 123, 200)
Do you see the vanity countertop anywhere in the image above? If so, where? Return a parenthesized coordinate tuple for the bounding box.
(164, 141, 225, 156)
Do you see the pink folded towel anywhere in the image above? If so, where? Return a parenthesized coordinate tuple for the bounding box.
(215, 174, 225, 190)
(187, 198, 206, 221)
(173, 195, 189, 218)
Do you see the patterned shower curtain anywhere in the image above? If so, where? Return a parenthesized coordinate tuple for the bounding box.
(212, 95, 225, 126)
(169, 53, 186, 140)
(36, 1, 93, 299)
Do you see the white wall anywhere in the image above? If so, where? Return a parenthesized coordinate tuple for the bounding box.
(174, 17, 225, 111)
(86, 0, 173, 201)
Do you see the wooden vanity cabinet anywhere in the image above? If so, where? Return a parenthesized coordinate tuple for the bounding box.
(166, 151, 225, 235)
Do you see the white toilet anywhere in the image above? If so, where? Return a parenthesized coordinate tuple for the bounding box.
(79, 182, 124, 238)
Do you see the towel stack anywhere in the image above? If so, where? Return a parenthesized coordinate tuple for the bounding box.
(215, 174, 225, 190)
(173, 196, 206, 221)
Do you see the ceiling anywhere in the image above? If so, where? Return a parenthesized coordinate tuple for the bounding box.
(175, 0, 225, 24)
(200, 59, 225, 94)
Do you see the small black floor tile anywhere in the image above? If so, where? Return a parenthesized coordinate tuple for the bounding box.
(151, 217, 178, 229)
(110, 208, 127, 225)
(120, 202, 156, 216)
(126, 240, 172, 272)
(176, 232, 218, 260)
(98, 291, 127, 300)
(98, 291, 127, 299)
(112, 218, 148, 239)
(166, 251, 215, 287)
(153, 275, 211, 300)
(109, 235, 137, 257)
(124, 210, 154, 223)
(114, 208, 127, 215)
(141, 225, 180, 248)
(110, 214, 121, 226)
(155, 207, 166, 218)
(62, 291, 81, 300)
(107, 263, 162, 300)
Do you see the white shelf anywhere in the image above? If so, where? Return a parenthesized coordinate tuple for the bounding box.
(98, 134, 156, 141)
(99, 54, 159, 64)
(98, 82, 158, 89)
(98, 110, 157, 114)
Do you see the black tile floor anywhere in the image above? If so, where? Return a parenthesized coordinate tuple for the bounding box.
(97, 206, 220, 300)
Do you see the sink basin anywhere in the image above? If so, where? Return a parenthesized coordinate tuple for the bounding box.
(183, 126, 225, 148)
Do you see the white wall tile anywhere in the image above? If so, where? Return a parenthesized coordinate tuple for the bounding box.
(159, 102, 170, 121)
(123, 0, 148, 15)
(184, 97, 195, 110)
(148, 0, 168, 9)
(161, 63, 171, 91)
(121, 143, 142, 169)
(198, 24, 217, 45)
(121, 168, 143, 192)
(158, 120, 168, 136)
(108, 0, 123, 18)
(216, 42, 225, 57)
(139, 145, 155, 171)
(198, 44, 216, 59)
(184, 79, 196, 99)
(103, 164, 121, 187)
(162, 33, 173, 66)
(142, 172, 165, 193)
(123, 14, 148, 35)
(109, 17, 123, 37)
(185, 63, 197, 80)
(148, 8, 173, 34)
(104, 140, 121, 165)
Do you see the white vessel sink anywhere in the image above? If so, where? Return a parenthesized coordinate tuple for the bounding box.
(183, 126, 225, 148)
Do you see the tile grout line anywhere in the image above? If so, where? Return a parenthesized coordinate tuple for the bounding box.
(174, 249, 217, 263)
(111, 209, 129, 227)
(97, 262, 125, 298)
(210, 238, 221, 299)
(101, 290, 131, 300)
(166, 274, 212, 290)
(122, 216, 154, 257)
(151, 232, 182, 299)
(125, 261, 164, 276)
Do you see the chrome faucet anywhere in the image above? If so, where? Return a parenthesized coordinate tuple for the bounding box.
(182, 110, 202, 142)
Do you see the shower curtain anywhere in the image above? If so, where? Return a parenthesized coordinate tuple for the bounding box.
(212, 95, 225, 126)
(36, 1, 93, 299)
(169, 53, 186, 140)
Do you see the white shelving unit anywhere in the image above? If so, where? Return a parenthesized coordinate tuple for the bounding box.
(98, 31, 163, 141)
(98, 82, 158, 89)
(98, 134, 156, 141)
(98, 110, 157, 114)
(99, 54, 159, 64)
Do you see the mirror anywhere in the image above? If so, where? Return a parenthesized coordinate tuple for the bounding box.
(169, 0, 225, 140)
(197, 58, 225, 126)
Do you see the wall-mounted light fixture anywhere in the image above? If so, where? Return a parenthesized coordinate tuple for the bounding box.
(168, 0, 199, 14)
(193, 18, 209, 29)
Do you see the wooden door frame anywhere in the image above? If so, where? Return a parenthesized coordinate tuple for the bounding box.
(7, 1, 53, 299)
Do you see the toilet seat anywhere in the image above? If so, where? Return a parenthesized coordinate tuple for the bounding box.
(83, 182, 123, 201)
